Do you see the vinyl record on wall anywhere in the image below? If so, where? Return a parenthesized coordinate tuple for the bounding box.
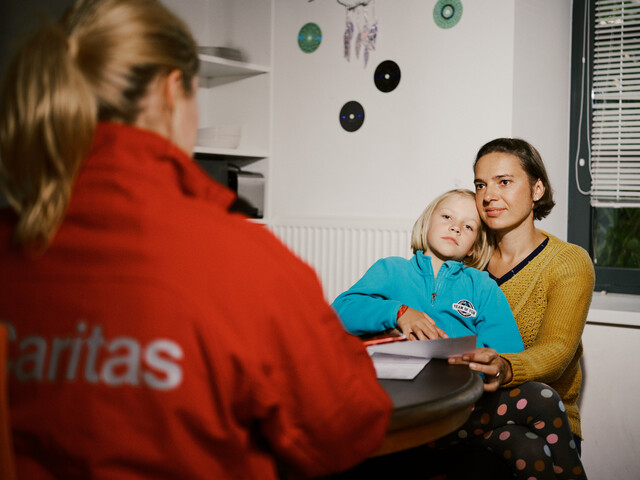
(374, 60, 401, 93)
(298, 22, 322, 53)
(339, 101, 365, 132)
(433, 0, 463, 29)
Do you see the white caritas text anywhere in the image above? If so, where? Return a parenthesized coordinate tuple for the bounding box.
(3, 321, 183, 390)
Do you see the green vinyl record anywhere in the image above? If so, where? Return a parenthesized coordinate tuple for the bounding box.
(298, 22, 322, 53)
(434, 0, 463, 29)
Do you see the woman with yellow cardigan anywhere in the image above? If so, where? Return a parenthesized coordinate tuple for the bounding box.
(444, 138, 595, 473)
(351, 138, 592, 480)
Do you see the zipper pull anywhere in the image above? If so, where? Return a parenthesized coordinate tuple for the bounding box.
(431, 292, 437, 302)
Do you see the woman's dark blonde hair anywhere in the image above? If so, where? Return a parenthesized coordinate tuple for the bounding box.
(410, 189, 492, 270)
(0, 0, 199, 250)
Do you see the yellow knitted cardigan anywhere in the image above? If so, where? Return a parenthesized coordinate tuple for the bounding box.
(498, 232, 595, 438)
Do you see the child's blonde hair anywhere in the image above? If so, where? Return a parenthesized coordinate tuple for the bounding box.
(410, 189, 492, 270)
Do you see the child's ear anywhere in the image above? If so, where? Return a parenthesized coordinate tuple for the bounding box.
(466, 248, 474, 258)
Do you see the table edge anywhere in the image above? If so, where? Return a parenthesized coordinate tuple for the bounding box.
(386, 371, 484, 432)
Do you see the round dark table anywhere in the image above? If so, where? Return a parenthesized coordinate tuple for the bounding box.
(373, 358, 484, 456)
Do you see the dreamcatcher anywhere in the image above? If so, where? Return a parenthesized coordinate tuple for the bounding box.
(308, 0, 378, 67)
(342, 0, 377, 67)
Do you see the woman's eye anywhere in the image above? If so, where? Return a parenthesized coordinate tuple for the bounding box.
(500, 179, 511, 186)
(474, 184, 485, 190)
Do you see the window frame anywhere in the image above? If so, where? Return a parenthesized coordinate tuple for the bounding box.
(569, 0, 640, 295)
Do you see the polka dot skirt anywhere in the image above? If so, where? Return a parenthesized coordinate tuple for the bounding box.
(430, 382, 586, 480)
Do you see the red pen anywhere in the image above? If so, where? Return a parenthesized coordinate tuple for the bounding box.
(362, 334, 408, 347)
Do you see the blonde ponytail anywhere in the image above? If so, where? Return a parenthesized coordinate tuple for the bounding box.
(0, 0, 199, 250)
(0, 22, 97, 250)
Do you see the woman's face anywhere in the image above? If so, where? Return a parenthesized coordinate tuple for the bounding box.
(473, 152, 544, 233)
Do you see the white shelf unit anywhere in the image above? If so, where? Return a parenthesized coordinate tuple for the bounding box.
(162, 0, 273, 217)
(194, 54, 270, 163)
(193, 145, 268, 161)
(198, 54, 270, 79)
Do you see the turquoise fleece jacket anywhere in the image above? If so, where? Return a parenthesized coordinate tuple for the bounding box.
(331, 251, 524, 353)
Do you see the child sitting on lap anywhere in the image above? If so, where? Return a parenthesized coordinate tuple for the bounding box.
(332, 188, 524, 353)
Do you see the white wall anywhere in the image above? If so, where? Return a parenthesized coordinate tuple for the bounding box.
(271, 0, 570, 239)
(512, 0, 572, 235)
(0, 0, 572, 234)
(581, 297, 640, 479)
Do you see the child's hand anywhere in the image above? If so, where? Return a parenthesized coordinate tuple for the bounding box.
(396, 307, 448, 341)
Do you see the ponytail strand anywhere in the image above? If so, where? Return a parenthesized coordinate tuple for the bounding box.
(0, 21, 97, 250)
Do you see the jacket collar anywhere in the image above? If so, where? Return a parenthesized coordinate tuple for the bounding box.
(413, 250, 465, 276)
(88, 122, 235, 209)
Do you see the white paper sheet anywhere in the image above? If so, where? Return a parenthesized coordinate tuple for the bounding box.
(370, 352, 430, 380)
(366, 335, 477, 359)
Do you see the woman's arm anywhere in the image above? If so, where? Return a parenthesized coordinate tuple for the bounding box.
(500, 247, 594, 386)
(449, 348, 510, 391)
(243, 240, 393, 477)
(451, 246, 595, 390)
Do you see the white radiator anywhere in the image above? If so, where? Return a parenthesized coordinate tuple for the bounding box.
(268, 220, 413, 302)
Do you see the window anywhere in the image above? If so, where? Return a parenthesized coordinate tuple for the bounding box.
(569, 0, 640, 294)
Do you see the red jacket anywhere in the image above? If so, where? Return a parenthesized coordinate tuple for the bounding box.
(0, 123, 392, 479)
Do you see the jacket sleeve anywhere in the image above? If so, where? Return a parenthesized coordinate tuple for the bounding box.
(501, 246, 595, 386)
(247, 245, 393, 478)
(474, 280, 524, 353)
(331, 259, 404, 335)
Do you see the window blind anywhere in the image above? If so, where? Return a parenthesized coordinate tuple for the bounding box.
(591, 0, 640, 207)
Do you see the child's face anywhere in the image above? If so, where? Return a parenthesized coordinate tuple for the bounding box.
(425, 195, 480, 262)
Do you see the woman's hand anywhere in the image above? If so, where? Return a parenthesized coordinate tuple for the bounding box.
(448, 347, 512, 392)
(397, 307, 448, 341)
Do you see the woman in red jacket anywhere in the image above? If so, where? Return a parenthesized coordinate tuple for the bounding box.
(0, 1, 392, 478)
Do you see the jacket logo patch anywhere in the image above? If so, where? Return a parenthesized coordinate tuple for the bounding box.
(452, 300, 476, 318)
